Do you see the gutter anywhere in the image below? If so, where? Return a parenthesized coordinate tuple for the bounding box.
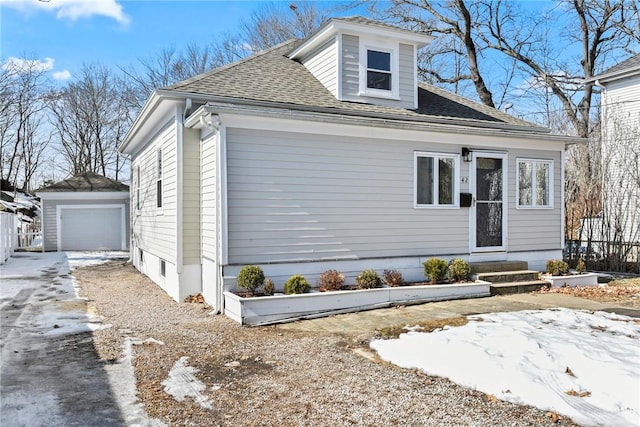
(167, 89, 555, 135)
(194, 100, 585, 145)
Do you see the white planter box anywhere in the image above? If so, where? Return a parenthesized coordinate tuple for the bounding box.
(224, 281, 490, 326)
(542, 272, 599, 288)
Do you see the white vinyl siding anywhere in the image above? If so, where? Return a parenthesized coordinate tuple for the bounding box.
(398, 43, 415, 106)
(201, 132, 218, 261)
(225, 128, 470, 264)
(300, 38, 338, 98)
(341, 34, 360, 100)
(131, 121, 178, 263)
(600, 74, 640, 244)
(182, 128, 201, 265)
(508, 149, 563, 252)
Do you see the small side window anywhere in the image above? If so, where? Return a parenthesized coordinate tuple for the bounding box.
(156, 149, 163, 209)
(160, 260, 166, 277)
(517, 158, 553, 208)
(136, 165, 141, 213)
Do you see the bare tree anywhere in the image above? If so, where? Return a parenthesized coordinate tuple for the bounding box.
(599, 106, 640, 269)
(240, 1, 329, 52)
(378, 0, 638, 137)
(122, 1, 332, 111)
(0, 57, 50, 192)
(47, 63, 129, 180)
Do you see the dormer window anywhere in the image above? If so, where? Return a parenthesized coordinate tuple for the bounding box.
(367, 50, 391, 90)
(359, 39, 400, 100)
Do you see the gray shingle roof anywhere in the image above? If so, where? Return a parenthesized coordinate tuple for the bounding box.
(167, 38, 540, 131)
(38, 172, 129, 192)
(598, 54, 640, 77)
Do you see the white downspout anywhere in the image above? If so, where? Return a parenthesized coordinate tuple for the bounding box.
(217, 122, 228, 314)
(176, 106, 184, 274)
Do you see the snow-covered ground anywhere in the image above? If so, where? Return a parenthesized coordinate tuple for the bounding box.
(371, 308, 640, 427)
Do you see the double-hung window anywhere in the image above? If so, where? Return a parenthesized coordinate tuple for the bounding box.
(366, 50, 392, 91)
(359, 40, 399, 99)
(156, 148, 163, 210)
(415, 152, 460, 208)
(517, 158, 553, 208)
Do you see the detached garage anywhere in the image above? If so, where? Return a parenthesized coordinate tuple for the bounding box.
(37, 173, 130, 252)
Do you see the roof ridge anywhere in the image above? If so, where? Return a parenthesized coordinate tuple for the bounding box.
(167, 39, 300, 91)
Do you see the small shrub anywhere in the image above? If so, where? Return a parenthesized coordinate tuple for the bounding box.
(575, 258, 586, 274)
(383, 269, 404, 287)
(318, 270, 345, 292)
(263, 278, 275, 296)
(237, 265, 264, 294)
(423, 258, 448, 284)
(546, 259, 569, 276)
(356, 269, 383, 289)
(284, 275, 310, 294)
(447, 258, 470, 282)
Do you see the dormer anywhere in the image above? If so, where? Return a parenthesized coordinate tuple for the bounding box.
(288, 17, 433, 109)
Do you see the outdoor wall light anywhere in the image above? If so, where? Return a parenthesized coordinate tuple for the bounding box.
(462, 147, 472, 162)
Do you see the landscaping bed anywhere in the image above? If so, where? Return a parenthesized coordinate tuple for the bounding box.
(225, 281, 491, 326)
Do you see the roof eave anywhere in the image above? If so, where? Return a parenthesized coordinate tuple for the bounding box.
(586, 66, 640, 85)
(119, 89, 189, 155)
(192, 99, 583, 145)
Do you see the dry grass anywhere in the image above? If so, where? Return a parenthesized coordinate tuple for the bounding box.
(376, 316, 469, 339)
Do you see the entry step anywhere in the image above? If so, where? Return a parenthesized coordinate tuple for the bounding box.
(475, 270, 540, 284)
(470, 261, 529, 274)
(489, 280, 548, 296)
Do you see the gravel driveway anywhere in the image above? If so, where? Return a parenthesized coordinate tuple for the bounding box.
(74, 261, 584, 427)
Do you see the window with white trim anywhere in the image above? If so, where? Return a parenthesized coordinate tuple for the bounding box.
(359, 39, 400, 99)
(415, 152, 460, 207)
(517, 158, 553, 208)
(366, 50, 391, 91)
(156, 148, 163, 209)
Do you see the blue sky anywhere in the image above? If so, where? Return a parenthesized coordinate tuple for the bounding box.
(0, 0, 358, 81)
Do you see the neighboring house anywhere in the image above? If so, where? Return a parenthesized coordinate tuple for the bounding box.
(587, 54, 640, 260)
(37, 173, 130, 252)
(120, 17, 582, 309)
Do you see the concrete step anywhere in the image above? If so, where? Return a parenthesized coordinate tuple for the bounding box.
(470, 261, 528, 274)
(475, 270, 540, 284)
(490, 280, 548, 296)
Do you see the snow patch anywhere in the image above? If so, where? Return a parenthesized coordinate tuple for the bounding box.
(371, 308, 640, 427)
(162, 356, 212, 410)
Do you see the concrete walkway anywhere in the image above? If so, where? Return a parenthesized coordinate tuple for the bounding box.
(278, 293, 640, 335)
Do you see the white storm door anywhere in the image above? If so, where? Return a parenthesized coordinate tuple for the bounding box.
(471, 152, 507, 252)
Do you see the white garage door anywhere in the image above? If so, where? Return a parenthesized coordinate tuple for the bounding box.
(60, 207, 123, 251)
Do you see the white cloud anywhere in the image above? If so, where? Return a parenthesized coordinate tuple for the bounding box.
(3, 57, 72, 81)
(2, 57, 54, 73)
(2, 0, 130, 26)
(52, 70, 72, 81)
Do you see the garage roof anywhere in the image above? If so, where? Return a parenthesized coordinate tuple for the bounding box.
(37, 173, 129, 193)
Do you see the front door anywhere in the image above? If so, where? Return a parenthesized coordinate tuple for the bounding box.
(471, 152, 507, 252)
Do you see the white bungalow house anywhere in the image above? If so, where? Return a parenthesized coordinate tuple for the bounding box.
(119, 17, 582, 311)
(586, 54, 640, 262)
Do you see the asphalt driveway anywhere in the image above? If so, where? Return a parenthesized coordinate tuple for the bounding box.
(0, 251, 157, 427)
